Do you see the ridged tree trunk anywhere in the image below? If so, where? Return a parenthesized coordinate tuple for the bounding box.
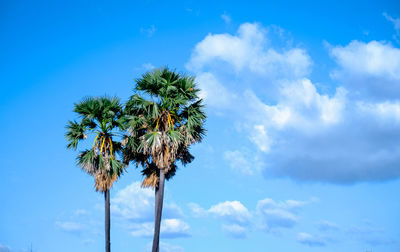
(152, 170, 165, 252)
(105, 189, 111, 252)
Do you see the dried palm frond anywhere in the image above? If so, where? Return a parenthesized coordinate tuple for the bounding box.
(141, 173, 158, 189)
(95, 171, 118, 192)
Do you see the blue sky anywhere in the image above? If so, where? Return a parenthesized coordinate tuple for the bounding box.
(1, 0, 400, 251)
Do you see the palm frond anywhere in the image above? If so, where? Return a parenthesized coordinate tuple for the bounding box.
(123, 67, 206, 187)
(77, 149, 98, 175)
(67, 95, 125, 192)
(65, 121, 87, 150)
(141, 162, 177, 189)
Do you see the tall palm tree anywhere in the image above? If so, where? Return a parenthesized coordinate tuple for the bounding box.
(124, 67, 206, 252)
(66, 96, 124, 252)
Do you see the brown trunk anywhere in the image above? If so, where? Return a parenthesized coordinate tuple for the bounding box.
(152, 170, 165, 252)
(105, 189, 111, 252)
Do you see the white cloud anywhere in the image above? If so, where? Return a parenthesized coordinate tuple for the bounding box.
(187, 22, 400, 184)
(383, 12, 400, 42)
(384, 12, 400, 31)
(258, 88, 400, 183)
(297, 232, 326, 247)
(130, 219, 190, 238)
(224, 150, 255, 175)
(208, 201, 252, 224)
(330, 40, 400, 80)
(222, 224, 247, 239)
(161, 219, 190, 238)
(187, 202, 207, 217)
(55, 221, 86, 233)
(130, 222, 153, 237)
(142, 63, 155, 70)
(202, 201, 252, 239)
(257, 200, 297, 230)
(187, 22, 311, 78)
(111, 181, 183, 222)
(279, 79, 347, 125)
(256, 198, 314, 232)
(189, 200, 252, 238)
(112, 182, 189, 239)
(257, 198, 309, 210)
(221, 13, 231, 24)
(244, 79, 347, 154)
(249, 124, 273, 153)
(196, 72, 235, 107)
(357, 101, 400, 123)
(111, 181, 155, 222)
(316, 220, 340, 231)
(279, 79, 345, 126)
(261, 209, 297, 228)
(191, 197, 314, 239)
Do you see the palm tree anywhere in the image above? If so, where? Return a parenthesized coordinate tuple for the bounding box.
(123, 67, 206, 252)
(65, 96, 124, 252)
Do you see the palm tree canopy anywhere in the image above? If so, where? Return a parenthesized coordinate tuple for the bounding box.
(66, 96, 124, 192)
(123, 67, 206, 188)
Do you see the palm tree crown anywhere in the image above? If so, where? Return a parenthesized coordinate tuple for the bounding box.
(123, 67, 206, 186)
(66, 96, 124, 191)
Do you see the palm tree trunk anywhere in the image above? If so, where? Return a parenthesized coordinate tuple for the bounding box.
(152, 170, 165, 252)
(105, 189, 111, 252)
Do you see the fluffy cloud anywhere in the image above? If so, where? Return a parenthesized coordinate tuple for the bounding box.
(187, 202, 208, 217)
(187, 22, 311, 78)
(142, 63, 156, 70)
(195, 72, 235, 107)
(296, 232, 326, 247)
(130, 219, 190, 238)
(191, 197, 312, 238)
(112, 182, 189, 239)
(384, 13, 400, 31)
(111, 182, 183, 222)
(316, 220, 340, 231)
(331, 40, 400, 80)
(224, 149, 257, 175)
(259, 88, 400, 183)
(187, 22, 400, 184)
(330, 40, 400, 99)
(222, 224, 247, 239)
(383, 12, 400, 42)
(244, 78, 347, 137)
(357, 101, 400, 122)
(256, 198, 312, 231)
(208, 201, 252, 224)
(55, 221, 86, 234)
(189, 200, 251, 238)
(111, 181, 155, 222)
(242, 79, 400, 183)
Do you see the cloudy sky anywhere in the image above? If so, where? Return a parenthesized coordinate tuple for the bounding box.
(1, 1, 399, 251)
